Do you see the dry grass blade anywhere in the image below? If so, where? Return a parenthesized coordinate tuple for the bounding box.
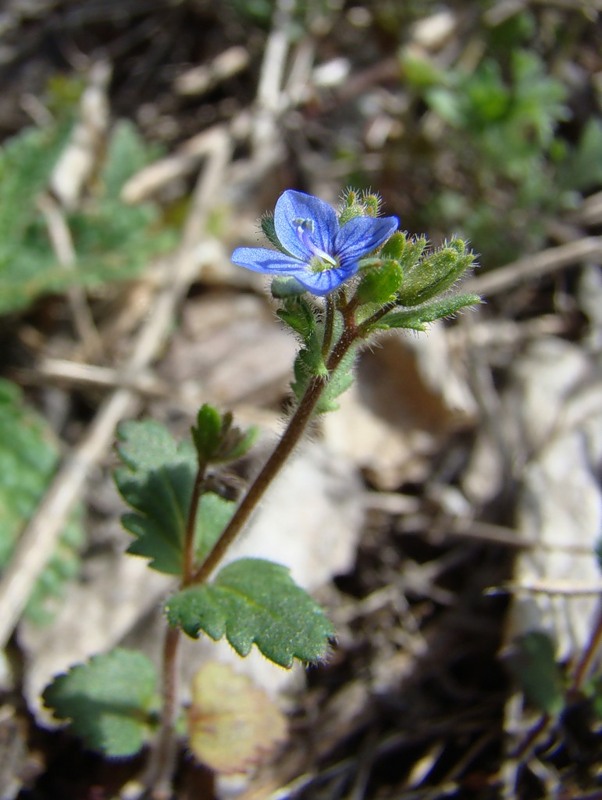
(465, 236, 602, 297)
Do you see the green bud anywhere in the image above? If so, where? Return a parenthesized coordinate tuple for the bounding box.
(191, 404, 258, 465)
(356, 259, 403, 304)
(338, 188, 382, 224)
(191, 404, 222, 461)
(361, 192, 381, 217)
(397, 238, 476, 307)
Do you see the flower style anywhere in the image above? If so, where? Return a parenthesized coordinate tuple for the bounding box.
(232, 190, 399, 296)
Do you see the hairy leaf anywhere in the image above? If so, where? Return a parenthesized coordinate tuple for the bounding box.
(377, 293, 481, 331)
(115, 420, 235, 574)
(166, 558, 334, 667)
(43, 649, 158, 757)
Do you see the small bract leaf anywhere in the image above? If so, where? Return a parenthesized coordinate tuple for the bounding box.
(192, 404, 222, 462)
(216, 415, 259, 463)
(189, 661, 287, 774)
(260, 213, 285, 252)
(315, 346, 357, 414)
(166, 558, 334, 667)
(376, 293, 481, 331)
(356, 260, 403, 304)
(277, 295, 317, 338)
(42, 649, 158, 757)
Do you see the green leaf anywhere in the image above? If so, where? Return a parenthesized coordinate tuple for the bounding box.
(356, 259, 403, 304)
(506, 631, 564, 716)
(166, 558, 334, 668)
(291, 338, 328, 404)
(276, 295, 317, 338)
(377, 293, 481, 331)
(196, 492, 236, 562)
(0, 121, 71, 247)
(315, 346, 357, 414)
(0, 379, 83, 623)
(114, 419, 237, 574)
(43, 649, 158, 757)
(114, 420, 197, 575)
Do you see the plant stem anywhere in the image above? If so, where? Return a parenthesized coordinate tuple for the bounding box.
(190, 324, 357, 585)
(321, 294, 336, 360)
(356, 299, 398, 334)
(144, 460, 207, 796)
(143, 625, 181, 799)
(571, 603, 602, 692)
(182, 463, 207, 584)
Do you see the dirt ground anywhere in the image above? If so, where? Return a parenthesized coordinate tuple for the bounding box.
(1, 1, 601, 799)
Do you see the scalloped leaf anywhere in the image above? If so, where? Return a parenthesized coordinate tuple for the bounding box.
(114, 420, 235, 574)
(42, 649, 158, 757)
(166, 558, 334, 668)
(189, 661, 287, 774)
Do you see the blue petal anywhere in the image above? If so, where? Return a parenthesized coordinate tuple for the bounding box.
(231, 247, 303, 274)
(274, 190, 338, 261)
(335, 215, 398, 266)
(292, 266, 357, 296)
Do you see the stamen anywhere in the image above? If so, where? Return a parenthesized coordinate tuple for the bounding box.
(293, 218, 337, 266)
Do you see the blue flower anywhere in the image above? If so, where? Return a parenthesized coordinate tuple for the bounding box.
(232, 190, 399, 296)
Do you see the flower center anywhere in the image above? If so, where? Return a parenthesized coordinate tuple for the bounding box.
(294, 218, 338, 270)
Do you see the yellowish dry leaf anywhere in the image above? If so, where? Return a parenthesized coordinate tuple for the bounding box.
(188, 661, 287, 774)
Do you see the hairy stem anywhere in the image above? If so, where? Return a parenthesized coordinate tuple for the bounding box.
(321, 294, 336, 360)
(191, 324, 357, 585)
(144, 459, 207, 796)
(143, 625, 181, 799)
(182, 462, 207, 584)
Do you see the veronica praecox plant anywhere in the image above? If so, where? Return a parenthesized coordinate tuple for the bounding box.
(42, 187, 480, 794)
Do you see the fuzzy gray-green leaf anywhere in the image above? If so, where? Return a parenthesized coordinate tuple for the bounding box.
(166, 558, 334, 667)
